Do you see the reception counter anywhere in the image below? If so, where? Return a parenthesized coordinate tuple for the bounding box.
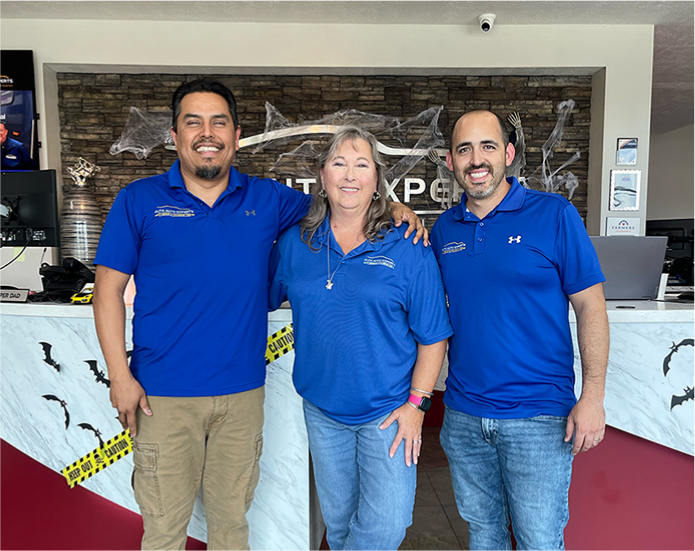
(571, 299, 693, 455)
(0, 303, 319, 549)
(1, 298, 693, 549)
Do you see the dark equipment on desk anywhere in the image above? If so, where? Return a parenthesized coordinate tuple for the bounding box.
(646, 218, 694, 286)
(30, 257, 95, 302)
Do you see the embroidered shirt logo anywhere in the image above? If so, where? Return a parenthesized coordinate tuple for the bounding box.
(364, 256, 396, 269)
(508, 235, 522, 244)
(441, 242, 466, 254)
(246, 210, 256, 216)
(154, 206, 195, 218)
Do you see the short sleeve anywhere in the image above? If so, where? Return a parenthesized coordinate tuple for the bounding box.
(93, 188, 141, 275)
(554, 204, 605, 296)
(275, 183, 312, 234)
(405, 250, 454, 345)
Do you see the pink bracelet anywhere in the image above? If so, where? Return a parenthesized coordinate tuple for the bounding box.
(408, 394, 422, 407)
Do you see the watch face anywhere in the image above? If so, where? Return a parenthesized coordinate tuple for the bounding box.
(420, 396, 432, 412)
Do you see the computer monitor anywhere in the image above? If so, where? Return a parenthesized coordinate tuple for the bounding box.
(646, 218, 694, 285)
(1, 170, 61, 291)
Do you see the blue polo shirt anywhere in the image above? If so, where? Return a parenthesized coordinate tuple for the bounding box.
(269, 219, 453, 425)
(1, 137, 36, 170)
(431, 178, 604, 418)
(94, 160, 312, 397)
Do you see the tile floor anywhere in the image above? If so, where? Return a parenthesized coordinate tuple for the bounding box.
(319, 425, 470, 550)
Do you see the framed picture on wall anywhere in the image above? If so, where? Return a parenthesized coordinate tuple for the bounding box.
(616, 138, 638, 165)
(609, 170, 640, 211)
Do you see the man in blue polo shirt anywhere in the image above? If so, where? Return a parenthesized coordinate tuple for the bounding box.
(93, 79, 423, 550)
(431, 110, 609, 550)
(1, 122, 36, 170)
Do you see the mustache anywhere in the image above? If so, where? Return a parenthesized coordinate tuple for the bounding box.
(465, 163, 493, 175)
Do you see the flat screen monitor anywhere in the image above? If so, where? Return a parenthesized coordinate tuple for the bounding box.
(646, 218, 694, 285)
(1, 169, 60, 247)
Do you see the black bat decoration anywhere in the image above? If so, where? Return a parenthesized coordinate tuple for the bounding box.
(42, 394, 70, 429)
(78, 422, 105, 446)
(671, 387, 694, 410)
(662, 338, 694, 376)
(85, 360, 110, 388)
(39, 342, 60, 372)
(662, 343, 678, 376)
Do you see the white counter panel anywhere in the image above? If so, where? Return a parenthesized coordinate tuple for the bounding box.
(0, 305, 311, 549)
(570, 299, 693, 455)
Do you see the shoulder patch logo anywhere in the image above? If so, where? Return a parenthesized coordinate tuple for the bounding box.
(441, 242, 466, 254)
(154, 205, 195, 218)
(364, 256, 396, 269)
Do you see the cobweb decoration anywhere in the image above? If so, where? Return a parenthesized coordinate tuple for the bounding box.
(109, 107, 173, 159)
(522, 100, 581, 200)
(427, 150, 460, 211)
(261, 103, 447, 187)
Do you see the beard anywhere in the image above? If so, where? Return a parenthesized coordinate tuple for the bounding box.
(459, 162, 506, 200)
(195, 164, 222, 180)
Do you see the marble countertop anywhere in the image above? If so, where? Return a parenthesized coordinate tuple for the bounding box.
(1, 302, 294, 322)
(3, 299, 691, 323)
(570, 298, 693, 323)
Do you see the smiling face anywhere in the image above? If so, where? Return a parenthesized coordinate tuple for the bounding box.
(447, 111, 515, 204)
(320, 137, 378, 218)
(0, 123, 7, 145)
(170, 92, 241, 186)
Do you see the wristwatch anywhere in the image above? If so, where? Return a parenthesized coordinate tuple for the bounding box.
(407, 393, 432, 412)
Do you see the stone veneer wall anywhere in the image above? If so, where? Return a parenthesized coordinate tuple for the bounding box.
(57, 74, 591, 228)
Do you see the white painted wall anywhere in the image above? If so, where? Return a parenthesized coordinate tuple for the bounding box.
(1, 19, 655, 233)
(647, 124, 694, 220)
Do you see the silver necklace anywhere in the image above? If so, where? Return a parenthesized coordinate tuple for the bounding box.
(326, 230, 362, 290)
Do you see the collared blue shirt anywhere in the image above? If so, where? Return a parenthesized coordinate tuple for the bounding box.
(95, 160, 312, 397)
(1, 137, 36, 170)
(431, 178, 605, 418)
(269, 218, 453, 425)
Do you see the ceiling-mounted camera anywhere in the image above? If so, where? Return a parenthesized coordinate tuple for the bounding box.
(478, 14, 496, 33)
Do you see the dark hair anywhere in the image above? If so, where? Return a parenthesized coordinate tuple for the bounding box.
(300, 126, 391, 250)
(449, 110, 510, 151)
(171, 78, 239, 132)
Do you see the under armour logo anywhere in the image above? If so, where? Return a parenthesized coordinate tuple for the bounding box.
(508, 235, 521, 244)
(246, 210, 256, 216)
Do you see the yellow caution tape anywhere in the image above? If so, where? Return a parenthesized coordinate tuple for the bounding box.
(265, 323, 295, 365)
(62, 324, 294, 488)
(62, 429, 132, 488)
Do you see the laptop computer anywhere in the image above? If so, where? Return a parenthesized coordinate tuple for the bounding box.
(590, 236, 668, 300)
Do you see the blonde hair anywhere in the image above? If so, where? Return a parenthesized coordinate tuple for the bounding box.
(300, 126, 391, 250)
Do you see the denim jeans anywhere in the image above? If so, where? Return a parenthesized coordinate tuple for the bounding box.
(440, 406, 574, 550)
(303, 400, 416, 551)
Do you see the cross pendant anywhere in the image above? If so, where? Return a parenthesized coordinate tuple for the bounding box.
(325, 280, 334, 290)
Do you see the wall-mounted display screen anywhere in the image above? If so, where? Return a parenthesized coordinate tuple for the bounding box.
(1, 50, 39, 171)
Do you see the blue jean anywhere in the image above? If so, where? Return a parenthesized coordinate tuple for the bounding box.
(440, 407, 574, 550)
(303, 400, 416, 550)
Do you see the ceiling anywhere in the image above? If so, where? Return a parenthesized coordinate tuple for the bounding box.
(2, 1, 693, 134)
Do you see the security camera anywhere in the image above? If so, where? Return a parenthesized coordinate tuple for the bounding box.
(478, 13, 496, 32)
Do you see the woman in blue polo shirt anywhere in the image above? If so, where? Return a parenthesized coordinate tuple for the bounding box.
(269, 127, 453, 550)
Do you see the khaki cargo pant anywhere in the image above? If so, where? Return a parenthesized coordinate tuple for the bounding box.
(132, 387, 264, 550)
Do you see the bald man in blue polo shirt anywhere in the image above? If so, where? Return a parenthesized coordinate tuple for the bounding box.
(93, 79, 423, 550)
(431, 110, 609, 550)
